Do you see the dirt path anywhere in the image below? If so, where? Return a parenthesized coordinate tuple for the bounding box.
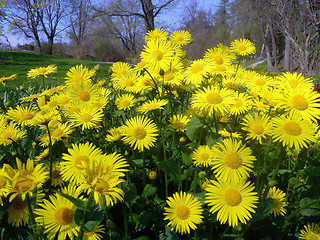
(245, 59, 267, 69)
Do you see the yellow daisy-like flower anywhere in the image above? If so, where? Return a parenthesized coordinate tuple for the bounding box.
(169, 114, 191, 132)
(39, 123, 73, 147)
(145, 28, 168, 42)
(169, 30, 192, 46)
(278, 83, 320, 123)
(122, 115, 158, 152)
(266, 187, 287, 217)
(184, 59, 213, 86)
(246, 74, 273, 93)
(4, 158, 48, 202)
(79, 155, 128, 207)
(35, 187, 81, 240)
(49, 162, 65, 187)
(277, 72, 313, 89)
(191, 86, 236, 117)
(205, 179, 258, 227)
(61, 142, 104, 184)
(83, 224, 105, 240)
(69, 80, 100, 105)
(105, 127, 124, 142)
(115, 94, 137, 110)
(111, 62, 133, 80)
(211, 138, 256, 183)
(7, 197, 28, 227)
(205, 47, 233, 66)
(212, 63, 234, 76)
(192, 145, 214, 167)
(71, 106, 103, 130)
(113, 71, 140, 93)
(271, 114, 316, 152)
(6, 105, 38, 127)
(137, 99, 168, 114)
(0, 167, 10, 205)
(136, 73, 156, 92)
(0, 74, 17, 86)
(218, 129, 241, 139)
(27, 64, 57, 78)
(230, 39, 256, 56)
(164, 191, 203, 235)
(300, 223, 320, 240)
(229, 92, 253, 116)
(222, 75, 243, 90)
(0, 122, 27, 146)
(242, 113, 272, 144)
(162, 69, 184, 87)
(140, 39, 175, 72)
(65, 64, 95, 86)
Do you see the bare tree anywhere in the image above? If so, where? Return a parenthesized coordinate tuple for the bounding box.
(93, 0, 177, 31)
(4, 0, 43, 53)
(38, 0, 70, 55)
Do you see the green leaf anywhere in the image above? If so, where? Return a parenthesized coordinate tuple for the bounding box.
(54, 190, 86, 210)
(142, 184, 157, 198)
(124, 182, 137, 203)
(74, 209, 86, 226)
(158, 160, 181, 183)
(299, 198, 320, 216)
(303, 166, 320, 177)
(83, 206, 104, 232)
(181, 151, 192, 165)
(185, 116, 202, 141)
(132, 159, 144, 168)
(250, 198, 274, 223)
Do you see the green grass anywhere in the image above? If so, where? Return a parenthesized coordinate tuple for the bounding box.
(0, 51, 112, 89)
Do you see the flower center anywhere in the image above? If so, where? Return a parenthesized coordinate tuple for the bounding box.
(216, 65, 226, 72)
(21, 112, 33, 120)
(206, 93, 223, 104)
(146, 104, 158, 110)
(164, 73, 174, 82)
(79, 91, 91, 102)
(49, 100, 58, 109)
(74, 75, 83, 83)
(133, 127, 147, 140)
(191, 64, 203, 74)
(200, 152, 210, 162)
(214, 56, 223, 65)
(75, 155, 89, 168)
(48, 119, 59, 127)
(238, 45, 247, 51)
(94, 179, 109, 192)
(291, 95, 308, 110)
(51, 128, 63, 138)
(37, 67, 47, 74)
(152, 50, 163, 61)
(12, 197, 27, 210)
(121, 100, 131, 108)
(176, 205, 190, 219)
(80, 113, 92, 122)
(224, 188, 242, 206)
(255, 78, 266, 86)
(14, 176, 33, 193)
(234, 99, 243, 108)
(3, 132, 11, 140)
(60, 96, 70, 105)
(225, 152, 242, 169)
(252, 124, 264, 134)
(124, 78, 135, 87)
(176, 35, 184, 42)
(307, 233, 319, 240)
(52, 169, 62, 180)
(283, 121, 302, 136)
(55, 208, 74, 225)
(173, 122, 185, 130)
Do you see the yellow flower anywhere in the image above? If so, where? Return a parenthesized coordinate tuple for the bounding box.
(242, 113, 272, 144)
(169, 30, 192, 46)
(300, 223, 320, 240)
(6, 105, 38, 127)
(229, 92, 253, 116)
(111, 62, 133, 80)
(145, 28, 168, 42)
(27, 64, 57, 78)
(65, 64, 95, 85)
(164, 191, 203, 235)
(71, 106, 103, 130)
(205, 179, 258, 227)
(122, 115, 158, 152)
(0, 122, 26, 146)
(115, 94, 137, 110)
(137, 99, 168, 114)
(230, 39, 256, 56)
(192, 145, 214, 167)
(184, 59, 213, 86)
(69, 80, 100, 105)
(169, 114, 190, 132)
(105, 127, 124, 142)
(266, 187, 287, 217)
(211, 138, 256, 183)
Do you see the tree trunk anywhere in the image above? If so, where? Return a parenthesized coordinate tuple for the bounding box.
(265, 43, 273, 72)
(35, 37, 43, 54)
(284, 36, 291, 71)
(269, 21, 278, 72)
(141, 0, 155, 31)
(48, 37, 54, 55)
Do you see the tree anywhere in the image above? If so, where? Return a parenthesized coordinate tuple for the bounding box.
(38, 0, 70, 55)
(4, 0, 43, 53)
(268, 0, 320, 74)
(213, 0, 231, 45)
(93, 0, 177, 31)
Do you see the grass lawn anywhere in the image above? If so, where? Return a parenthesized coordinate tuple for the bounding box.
(0, 50, 112, 89)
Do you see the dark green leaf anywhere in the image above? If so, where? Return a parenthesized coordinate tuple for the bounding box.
(250, 198, 274, 223)
(185, 116, 202, 141)
(304, 166, 320, 177)
(142, 184, 157, 197)
(132, 159, 144, 168)
(158, 160, 181, 183)
(74, 209, 86, 225)
(83, 220, 101, 232)
(54, 190, 86, 210)
(124, 183, 137, 203)
(181, 151, 192, 165)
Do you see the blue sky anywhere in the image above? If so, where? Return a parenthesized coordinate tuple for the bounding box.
(2, 0, 220, 47)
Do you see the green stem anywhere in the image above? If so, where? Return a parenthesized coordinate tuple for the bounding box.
(287, 199, 320, 222)
(45, 124, 54, 189)
(77, 190, 95, 240)
(122, 203, 129, 240)
(26, 194, 39, 240)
